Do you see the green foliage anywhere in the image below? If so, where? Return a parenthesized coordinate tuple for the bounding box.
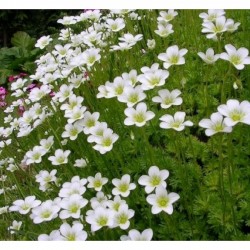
(0, 31, 40, 84)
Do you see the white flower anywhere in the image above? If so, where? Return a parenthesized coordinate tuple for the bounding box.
(147, 39, 156, 50)
(8, 220, 22, 234)
(199, 112, 233, 136)
(220, 44, 250, 70)
(121, 69, 139, 86)
(30, 200, 60, 224)
(90, 192, 109, 209)
(35, 169, 57, 188)
(87, 122, 108, 143)
(112, 204, 135, 229)
(55, 84, 74, 103)
(76, 111, 100, 134)
(217, 99, 250, 126)
(74, 158, 88, 168)
(138, 69, 169, 90)
(105, 77, 128, 98)
(199, 9, 225, 22)
(82, 48, 101, 67)
(106, 18, 125, 32)
(158, 45, 188, 69)
(59, 182, 86, 198)
(155, 24, 174, 38)
(25, 146, 47, 165)
(159, 111, 193, 131)
(119, 33, 143, 46)
(93, 129, 119, 154)
(198, 48, 220, 64)
(107, 196, 127, 212)
(60, 94, 84, 112)
(61, 123, 83, 140)
(201, 17, 230, 39)
(112, 174, 136, 197)
(38, 230, 63, 241)
(86, 207, 114, 232)
(158, 10, 178, 23)
(9, 196, 41, 214)
(40, 136, 54, 152)
(226, 19, 240, 33)
(138, 166, 169, 194)
(124, 102, 155, 127)
(53, 44, 72, 58)
(146, 187, 180, 214)
(64, 106, 87, 124)
(118, 85, 146, 107)
(121, 228, 153, 241)
(0, 206, 9, 214)
(35, 35, 53, 49)
(58, 16, 77, 25)
(29, 85, 51, 102)
(87, 173, 108, 191)
(110, 42, 133, 51)
(11, 78, 27, 91)
(59, 194, 88, 219)
(152, 89, 182, 109)
(48, 149, 71, 165)
(59, 222, 87, 241)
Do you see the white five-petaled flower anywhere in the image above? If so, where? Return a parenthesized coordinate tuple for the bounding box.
(86, 207, 114, 232)
(118, 85, 146, 107)
(35, 35, 53, 49)
(199, 9, 225, 22)
(59, 194, 88, 219)
(146, 187, 180, 214)
(25, 146, 47, 165)
(59, 222, 88, 241)
(48, 149, 71, 165)
(9, 196, 41, 214)
(138, 166, 169, 193)
(106, 18, 125, 32)
(199, 112, 233, 136)
(158, 45, 188, 69)
(154, 24, 174, 38)
(8, 220, 22, 234)
(87, 173, 108, 191)
(92, 129, 119, 154)
(198, 48, 220, 64)
(30, 200, 60, 224)
(201, 16, 230, 39)
(157, 10, 178, 23)
(120, 228, 153, 241)
(35, 169, 57, 190)
(124, 102, 155, 127)
(39, 136, 54, 152)
(159, 111, 193, 131)
(61, 123, 83, 140)
(112, 174, 136, 197)
(138, 69, 169, 90)
(152, 89, 182, 109)
(217, 99, 250, 126)
(112, 204, 135, 230)
(220, 44, 250, 70)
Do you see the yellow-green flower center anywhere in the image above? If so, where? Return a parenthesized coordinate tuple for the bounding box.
(133, 112, 146, 123)
(118, 213, 128, 224)
(150, 175, 161, 186)
(97, 216, 108, 226)
(157, 196, 169, 208)
(118, 183, 129, 193)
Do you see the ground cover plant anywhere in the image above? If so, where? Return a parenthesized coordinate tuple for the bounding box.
(0, 9, 250, 241)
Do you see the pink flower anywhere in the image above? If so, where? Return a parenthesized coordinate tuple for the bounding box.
(0, 87, 7, 96)
(0, 101, 7, 108)
(18, 106, 25, 116)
